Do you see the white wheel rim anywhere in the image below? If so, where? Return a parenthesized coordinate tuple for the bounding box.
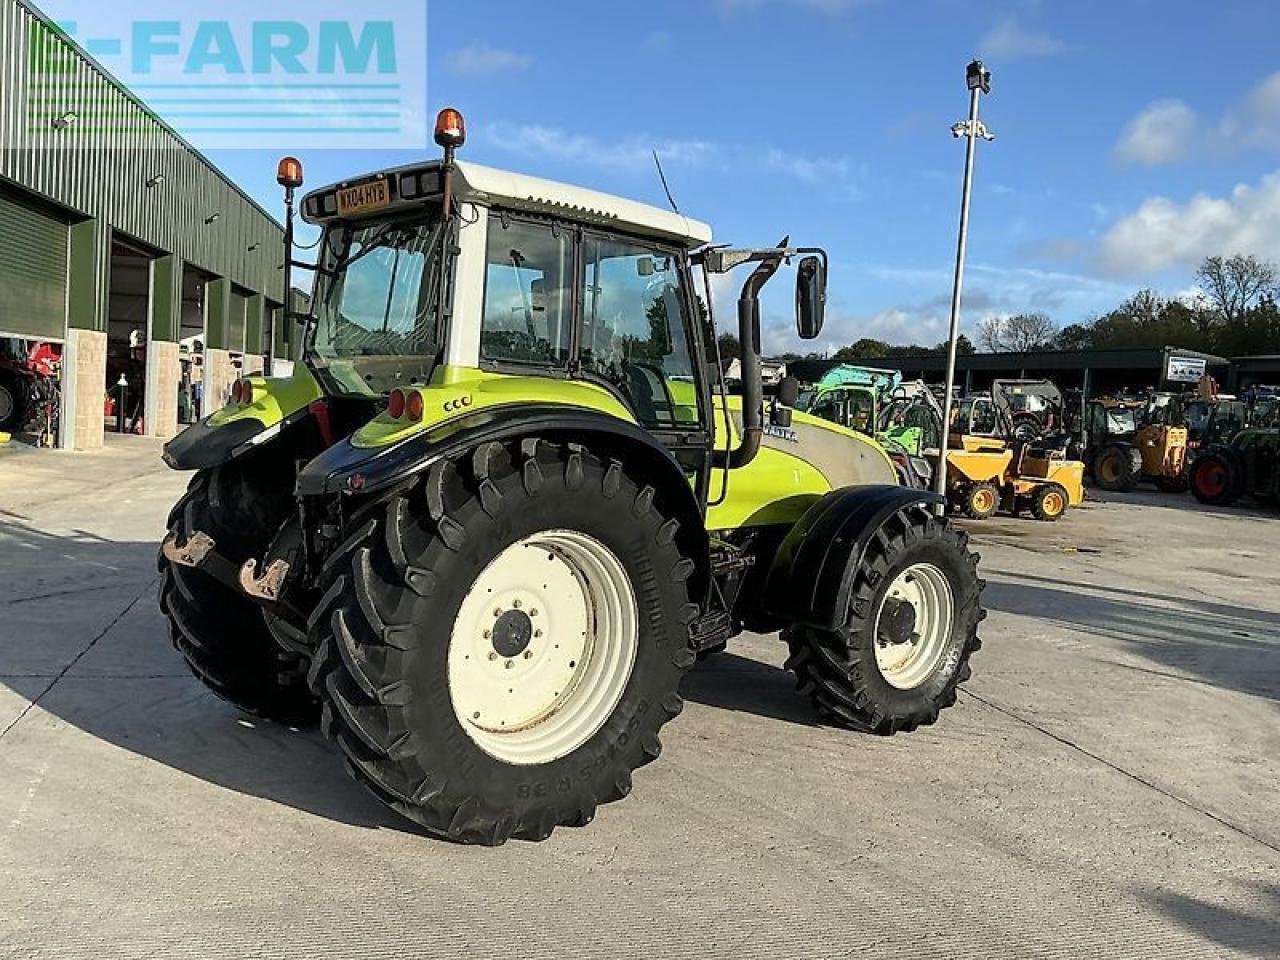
(872, 562, 955, 690)
(447, 529, 638, 766)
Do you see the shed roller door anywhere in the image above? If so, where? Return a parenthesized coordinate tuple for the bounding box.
(0, 189, 67, 340)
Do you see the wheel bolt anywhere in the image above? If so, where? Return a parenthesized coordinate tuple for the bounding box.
(483, 629, 491, 639)
(530, 608, 538, 617)
(505, 660, 514, 669)
(512, 599, 521, 609)
(488, 652, 498, 661)
(534, 629, 543, 638)
(493, 608, 501, 617)
(523, 650, 533, 660)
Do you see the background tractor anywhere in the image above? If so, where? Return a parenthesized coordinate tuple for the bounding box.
(1083, 395, 1189, 493)
(796, 365, 939, 485)
(1190, 426, 1280, 508)
(155, 110, 987, 845)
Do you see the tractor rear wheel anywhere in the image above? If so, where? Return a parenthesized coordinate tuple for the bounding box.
(783, 504, 984, 734)
(158, 468, 318, 725)
(1094, 444, 1141, 492)
(1030, 482, 1068, 521)
(1190, 453, 1241, 506)
(0, 375, 26, 431)
(307, 439, 696, 844)
(960, 481, 999, 520)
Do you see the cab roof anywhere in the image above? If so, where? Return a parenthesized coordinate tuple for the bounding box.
(302, 159, 713, 249)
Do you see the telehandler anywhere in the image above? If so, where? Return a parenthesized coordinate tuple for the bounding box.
(157, 110, 985, 844)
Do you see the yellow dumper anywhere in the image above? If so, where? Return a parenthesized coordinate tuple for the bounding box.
(940, 383, 1085, 521)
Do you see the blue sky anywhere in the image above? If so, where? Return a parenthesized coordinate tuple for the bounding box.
(62, 0, 1280, 354)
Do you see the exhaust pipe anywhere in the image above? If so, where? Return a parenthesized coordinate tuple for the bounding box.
(724, 255, 783, 469)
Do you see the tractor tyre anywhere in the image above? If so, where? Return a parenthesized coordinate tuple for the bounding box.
(1094, 444, 1142, 492)
(1030, 482, 1069, 521)
(1190, 452, 1241, 506)
(783, 504, 984, 735)
(0, 374, 26, 431)
(307, 439, 697, 845)
(158, 468, 318, 726)
(960, 481, 1000, 520)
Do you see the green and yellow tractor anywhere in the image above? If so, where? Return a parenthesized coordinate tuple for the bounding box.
(157, 110, 986, 844)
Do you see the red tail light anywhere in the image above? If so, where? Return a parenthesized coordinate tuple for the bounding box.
(387, 388, 406, 420)
(406, 391, 425, 423)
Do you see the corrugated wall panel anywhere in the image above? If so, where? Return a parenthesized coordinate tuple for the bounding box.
(0, 186, 67, 339)
(0, 0, 284, 301)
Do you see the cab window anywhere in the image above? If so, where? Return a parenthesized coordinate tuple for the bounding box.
(580, 235, 698, 430)
(481, 218, 572, 366)
(970, 399, 998, 435)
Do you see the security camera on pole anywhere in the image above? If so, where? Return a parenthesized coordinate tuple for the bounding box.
(934, 59, 994, 512)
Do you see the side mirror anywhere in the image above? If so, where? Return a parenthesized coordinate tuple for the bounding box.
(795, 255, 826, 340)
(777, 375, 800, 408)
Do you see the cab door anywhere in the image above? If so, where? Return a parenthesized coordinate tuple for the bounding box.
(576, 231, 712, 480)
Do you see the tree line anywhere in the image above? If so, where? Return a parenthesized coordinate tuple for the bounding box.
(734, 254, 1280, 363)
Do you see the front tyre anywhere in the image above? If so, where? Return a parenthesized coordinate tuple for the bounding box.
(1030, 482, 1068, 521)
(309, 439, 697, 844)
(959, 481, 999, 520)
(1094, 444, 1141, 492)
(784, 504, 984, 734)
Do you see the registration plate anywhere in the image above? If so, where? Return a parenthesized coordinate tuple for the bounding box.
(337, 179, 391, 217)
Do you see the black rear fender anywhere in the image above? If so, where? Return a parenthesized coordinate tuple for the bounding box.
(762, 484, 946, 631)
(296, 405, 711, 598)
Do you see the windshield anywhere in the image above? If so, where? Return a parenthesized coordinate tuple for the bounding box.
(309, 211, 448, 395)
(1106, 408, 1137, 433)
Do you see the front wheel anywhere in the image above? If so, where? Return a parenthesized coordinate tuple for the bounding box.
(1030, 482, 1068, 521)
(1094, 444, 1141, 492)
(308, 439, 697, 844)
(784, 504, 985, 734)
(959, 481, 999, 520)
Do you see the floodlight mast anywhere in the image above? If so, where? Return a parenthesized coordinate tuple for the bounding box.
(934, 59, 993, 513)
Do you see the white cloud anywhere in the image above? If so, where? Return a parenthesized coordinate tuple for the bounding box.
(1097, 169, 1280, 276)
(482, 123, 866, 199)
(445, 43, 532, 77)
(1219, 71, 1280, 150)
(483, 123, 716, 173)
(1114, 71, 1280, 164)
(1113, 99, 1198, 165)
(979, 18, 1069, 60)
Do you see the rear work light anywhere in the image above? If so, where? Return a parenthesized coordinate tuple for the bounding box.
(387, 388, 407, 420)
(231, 379, 255, 405)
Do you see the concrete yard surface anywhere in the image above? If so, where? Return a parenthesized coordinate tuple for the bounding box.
(1, 436, 1277, 959)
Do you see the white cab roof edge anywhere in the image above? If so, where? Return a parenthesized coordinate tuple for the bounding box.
(306, 159, 713, 249)
(454, 161, 713, 249)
